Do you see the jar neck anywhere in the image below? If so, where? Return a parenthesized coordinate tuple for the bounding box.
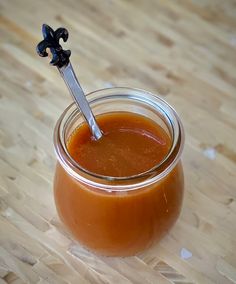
(54, 87, 184, 191)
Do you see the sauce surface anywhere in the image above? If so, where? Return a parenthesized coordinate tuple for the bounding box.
(67, 112, 171, 177)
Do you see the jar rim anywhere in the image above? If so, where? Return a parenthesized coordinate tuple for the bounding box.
(53, 87, 184, 191)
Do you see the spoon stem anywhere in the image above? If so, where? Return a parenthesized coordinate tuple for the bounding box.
(59, 63, 102, 140)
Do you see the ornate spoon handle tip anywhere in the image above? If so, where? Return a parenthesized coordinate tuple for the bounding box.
(36, 24, 71, 68)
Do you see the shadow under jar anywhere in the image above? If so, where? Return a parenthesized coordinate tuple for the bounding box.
(53, 87, 184, 257)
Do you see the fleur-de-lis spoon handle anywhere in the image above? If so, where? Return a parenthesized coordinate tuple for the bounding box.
(36, 24, 102, 140)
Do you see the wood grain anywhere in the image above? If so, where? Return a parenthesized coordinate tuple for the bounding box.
(0, 0, 236, 283)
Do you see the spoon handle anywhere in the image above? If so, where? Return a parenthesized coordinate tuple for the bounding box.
(36, 24, 102, 140)
(59, 63, 102, 140)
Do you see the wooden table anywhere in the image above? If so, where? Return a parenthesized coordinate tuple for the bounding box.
(1, 0, 236, 283)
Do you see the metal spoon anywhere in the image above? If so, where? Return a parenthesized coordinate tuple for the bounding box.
(36, 24, 103, 140)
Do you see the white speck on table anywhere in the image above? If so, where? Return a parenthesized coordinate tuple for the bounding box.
(180, 248, 193, 260)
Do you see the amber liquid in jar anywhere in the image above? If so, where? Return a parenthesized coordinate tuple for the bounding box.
(68, 112, 171, 177)
(54, 111, 184, 256)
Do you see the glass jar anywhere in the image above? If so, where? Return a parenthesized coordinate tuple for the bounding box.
(53, 87, 184, 256)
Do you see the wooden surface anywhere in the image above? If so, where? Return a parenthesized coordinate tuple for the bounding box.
(0, 0, 236, 283)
